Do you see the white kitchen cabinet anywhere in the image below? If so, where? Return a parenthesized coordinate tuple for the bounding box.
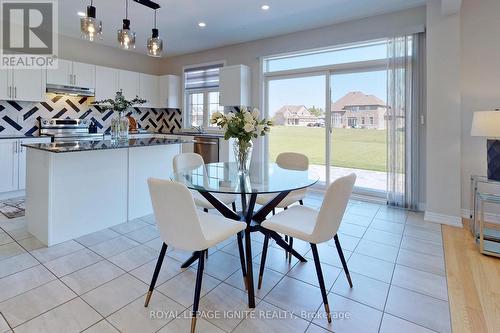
(0, 140, 19, 193)
(0, 69, 11, 100)
(139, 74, 159, 108)
(73, 62, 95, 88)
(1, 68, 45, 102)
(47, 59, 95, 88)
(159, 75, 181, 108)
(46, 59, 72, 86)
(118, 70, 140, 100)
(95, 66, 119, 101)
(219, 65, 251, 107)
(12, 69, 46, 102)
(18, 137, 52, 190)
(181, 135, 194, 153)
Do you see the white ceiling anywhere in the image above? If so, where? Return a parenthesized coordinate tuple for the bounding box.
(61, 0, 426, 57)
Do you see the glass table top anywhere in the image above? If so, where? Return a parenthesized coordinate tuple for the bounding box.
(171, 162, 319, 194)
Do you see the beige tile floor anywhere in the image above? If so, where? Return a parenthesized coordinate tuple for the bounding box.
(0, 193, 451, 333)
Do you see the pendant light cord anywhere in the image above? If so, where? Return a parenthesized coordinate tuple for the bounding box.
(125, 0, 128, 19)
(154, 9, 157, 29)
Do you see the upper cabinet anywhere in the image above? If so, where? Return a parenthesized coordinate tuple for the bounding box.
(95, 66, 119, 101)
(118, 70, 140, 100)
(219, 65, 251, 107)
(139, 74, 159, 108)
(0, 68, 45, 102)
(47, 59, 95, 88)
(159, 75, 181, 109)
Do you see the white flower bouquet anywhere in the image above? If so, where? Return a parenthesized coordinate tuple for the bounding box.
(210, 107, 272, 172)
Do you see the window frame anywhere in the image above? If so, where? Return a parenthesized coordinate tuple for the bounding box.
(182, 60, 226, 130)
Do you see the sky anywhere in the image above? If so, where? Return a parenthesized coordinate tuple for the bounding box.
(266, 41, 388, 115)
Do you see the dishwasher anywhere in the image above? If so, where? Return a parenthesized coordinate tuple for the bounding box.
(193, 136, 219, 163)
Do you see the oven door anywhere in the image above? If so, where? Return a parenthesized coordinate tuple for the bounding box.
(54, 134, 104, 142)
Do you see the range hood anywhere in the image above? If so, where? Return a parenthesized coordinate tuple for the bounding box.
(46, 84, 95, 97)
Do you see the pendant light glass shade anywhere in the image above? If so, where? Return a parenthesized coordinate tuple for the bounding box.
(147, 10, 163, 57)
(80, 1, 102, 41)
(117, 0, 135, 49)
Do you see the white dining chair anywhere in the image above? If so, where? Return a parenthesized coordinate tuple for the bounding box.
(145, 178, 247, 333)
(256, 152, 309, 261)
(173, 153, 238, 212)
(257, 173, 356, 323)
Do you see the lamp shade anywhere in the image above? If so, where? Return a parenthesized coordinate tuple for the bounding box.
(471, 111, 500, 137)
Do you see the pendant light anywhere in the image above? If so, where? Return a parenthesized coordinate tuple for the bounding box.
(117, 0, 136, 49)
(147, 9, 163, 57)
(80, 0, 102, 41)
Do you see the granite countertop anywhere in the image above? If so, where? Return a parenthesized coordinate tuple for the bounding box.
(171, 132, 224, 139)
(22, 137, 188, 153)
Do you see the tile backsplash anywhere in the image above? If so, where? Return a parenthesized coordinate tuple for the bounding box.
(0, 94, 182, 135)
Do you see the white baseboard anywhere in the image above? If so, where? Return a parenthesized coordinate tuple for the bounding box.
(424, 210, 463, 227)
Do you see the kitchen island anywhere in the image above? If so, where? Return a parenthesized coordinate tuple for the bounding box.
(23, 137, 186, 246)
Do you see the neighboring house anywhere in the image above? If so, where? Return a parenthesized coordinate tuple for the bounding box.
(331, 91, 387, 130)
(272, 105, 318, 126)
(272, 91, 388, 129)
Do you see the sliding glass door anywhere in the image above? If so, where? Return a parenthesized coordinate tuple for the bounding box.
(266, 74, 328, 184)
(329, 70, 388, 194)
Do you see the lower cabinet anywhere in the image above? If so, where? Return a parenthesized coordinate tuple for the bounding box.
(0, 140, 18, 193)
(0, 137, 51, 194)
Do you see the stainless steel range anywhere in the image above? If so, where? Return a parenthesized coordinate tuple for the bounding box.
(39, 118, 104, 142)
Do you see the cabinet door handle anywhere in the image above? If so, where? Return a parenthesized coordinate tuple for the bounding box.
(14, 86, 17, 99)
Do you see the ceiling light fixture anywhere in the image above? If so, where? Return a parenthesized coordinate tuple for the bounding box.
(198, 22, 206, 28)
(80, 0, 102, 42)
(147, 9, 163, 57)
(117, 0, 136, 49)
(261, 4, 270, 10)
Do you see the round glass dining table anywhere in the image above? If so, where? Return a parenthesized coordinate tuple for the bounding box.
(172, 162, 319, 308)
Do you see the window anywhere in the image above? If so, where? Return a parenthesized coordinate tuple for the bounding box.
(361, 117, 365, 125)
(264, 40, 388, 73)
(369, 117, 374, 125)
(348, 117, 357, 127)
(184, 63, 224, 128)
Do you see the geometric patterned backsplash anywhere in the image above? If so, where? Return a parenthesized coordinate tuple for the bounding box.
(0, 94, 182, 136)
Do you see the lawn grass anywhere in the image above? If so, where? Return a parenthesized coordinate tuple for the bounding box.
(269, 126, 387, 172)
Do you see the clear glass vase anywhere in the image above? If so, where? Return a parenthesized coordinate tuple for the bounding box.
(110, 111, 129, 142)
(233, 140, 253, 174)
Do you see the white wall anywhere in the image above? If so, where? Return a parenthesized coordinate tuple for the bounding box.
(161, 6, 426, 107)
(460, 0, 500, 218)
(424, 0, 462, 226)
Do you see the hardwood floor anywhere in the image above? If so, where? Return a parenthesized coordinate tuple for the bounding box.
(443, 221, 500, 333)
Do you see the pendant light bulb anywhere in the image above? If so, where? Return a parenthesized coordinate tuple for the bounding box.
(117, 0, 136, 49)
(147, 9, 163, 57)
(80, 0, 102, 41)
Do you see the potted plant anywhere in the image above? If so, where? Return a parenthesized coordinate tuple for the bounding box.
(93, 90, 146, 141)
(211, 107, 272, 173)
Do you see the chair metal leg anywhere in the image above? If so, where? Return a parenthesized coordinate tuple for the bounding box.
(310, 243, 331, 323)
(299, 199, 304, 205)
(272, 208, 276, 215)
(284, 235, 289, 259)
(203, 208, 208, 213)
(236, 232, 247, 290)
(144, 242, 168, 307)
(205, 249, 208, 260)
(232, 202, 237, 212)
(288, 237, 293, 264)
(334, 234, 353, 288)
(191, 251, 205, 333)
(258, 234, 270, 289)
